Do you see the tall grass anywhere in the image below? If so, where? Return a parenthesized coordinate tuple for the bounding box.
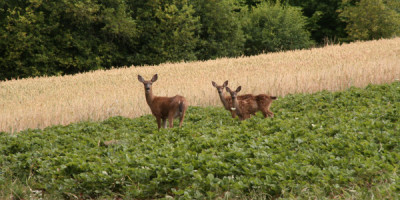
(1, 38, 399, 133)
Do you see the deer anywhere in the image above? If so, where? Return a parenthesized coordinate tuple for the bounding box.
(138, 74, 188, 130)
(212, 80, 253, 118)
(226, 86, 277, 120)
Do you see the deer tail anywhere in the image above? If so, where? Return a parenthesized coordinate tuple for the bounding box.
(270, 96, 277, 100)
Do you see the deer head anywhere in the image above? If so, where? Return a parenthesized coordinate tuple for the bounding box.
(226, 86, 241, 111)
(138, 74, 158, 93)
(212, 80, 228, 94)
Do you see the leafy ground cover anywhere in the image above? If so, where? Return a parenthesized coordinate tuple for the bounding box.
(1, 82, 399, 199)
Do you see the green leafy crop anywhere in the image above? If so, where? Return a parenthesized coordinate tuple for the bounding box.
(1, 82, 399, 199)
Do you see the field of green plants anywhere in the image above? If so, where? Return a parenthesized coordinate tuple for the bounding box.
(1, 82, 399, 199)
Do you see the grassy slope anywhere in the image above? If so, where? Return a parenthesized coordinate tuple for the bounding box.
(1, 82, 399, 199)
(2, 38, 400, 133)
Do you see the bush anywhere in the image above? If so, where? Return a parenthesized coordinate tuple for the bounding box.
(0, 0, 138, 80)
(242, 2, 313, 56)
(191, 0, 245, 60)
(339, 0, 400, 41)
(127, 0, 200, 65)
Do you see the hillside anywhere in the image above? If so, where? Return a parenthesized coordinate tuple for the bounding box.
(1, 82, 399, 199)
(1, 38, 400, 133)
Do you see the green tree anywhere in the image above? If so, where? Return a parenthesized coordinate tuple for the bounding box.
(127, 0, 199, 65)
(242, 2, 313, 56)
(238, 0, 347, 44)
(285, 0, 346, 44)
(0, 0, 137, 80)
(191, 0, 245, 60)
(339, 0, 400, 40)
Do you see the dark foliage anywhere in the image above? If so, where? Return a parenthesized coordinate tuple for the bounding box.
(1, 0, 398, 80)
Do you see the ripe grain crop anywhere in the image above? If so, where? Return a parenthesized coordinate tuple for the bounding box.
(1, 38, 399, 133)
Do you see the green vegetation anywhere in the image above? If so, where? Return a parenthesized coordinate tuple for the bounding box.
(243, 0, 348, 43)
(242, 1, 312, 55)
(1, 82, 399, 199)
(2, 0, 399, 80)
(340, 0, 400, 41)
(192, 0, 245, 60)
(127, 0, 199, 65)
(0, 0, 138, 80)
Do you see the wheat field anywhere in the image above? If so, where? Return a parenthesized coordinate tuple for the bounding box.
(1, 38, 400, 133)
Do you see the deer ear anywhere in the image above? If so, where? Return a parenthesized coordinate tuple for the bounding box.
(138, 75, 144, 83)
(212, 81, 217, 88)
(226, 87, 231, 93)
(236, 86, 242, 92)
(151, 74, 158, 82)
(223, 80, 228, 87)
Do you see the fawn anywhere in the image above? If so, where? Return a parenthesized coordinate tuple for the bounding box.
(138, 74, 188, 129)
(212, 80, 253, 118)
(226, 86, 277, 120)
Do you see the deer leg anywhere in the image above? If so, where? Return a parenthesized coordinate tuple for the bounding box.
(168, 116, 174, 128)
(231, 111, 236, 118)
(261, 108, 274, 118)
(262, 106, 274, 118)
(156, 117, 162, 130)
(162, 118, 167, 128)
(179, 109, 186, 128)
(167, 111, 176, 128)
(265, 103, 274, 117)
(267, 110, 274, 118)
(261, 109, 269, 118)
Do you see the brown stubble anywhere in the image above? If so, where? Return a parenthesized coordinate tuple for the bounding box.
(1, 38, 399, 133)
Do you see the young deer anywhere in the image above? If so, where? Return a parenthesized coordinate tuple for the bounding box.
(138, 74, 188, 130)
(212, 81, 253, 118)
(226, 86, 277, 120)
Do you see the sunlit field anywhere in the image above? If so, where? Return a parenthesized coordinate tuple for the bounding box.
(1, 38, 399, 133)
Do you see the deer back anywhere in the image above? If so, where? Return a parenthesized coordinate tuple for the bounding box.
(255, 94, 276, 109)
(224, 94, 255, 110)
(235, 96, 259, 117)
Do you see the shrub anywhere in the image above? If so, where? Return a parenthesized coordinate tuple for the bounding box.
(339, 0, 400, 40)
(191, 0, 245, 60)
(242, 1, 313, 56)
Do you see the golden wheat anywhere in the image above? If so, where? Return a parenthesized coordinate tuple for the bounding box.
(1, 38, 399, 133)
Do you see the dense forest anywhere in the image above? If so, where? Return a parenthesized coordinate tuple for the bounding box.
(1, 0, 399, 80)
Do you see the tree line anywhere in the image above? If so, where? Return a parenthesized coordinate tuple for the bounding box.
(1, 0, 399, 80)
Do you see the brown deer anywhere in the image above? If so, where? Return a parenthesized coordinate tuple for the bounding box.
(138, 74, 188, 130)
(212, 80, 253, 118)
(226, 86, 277, 120)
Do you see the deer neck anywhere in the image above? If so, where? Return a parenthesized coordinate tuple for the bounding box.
(218, 91, 230, 109)
(232, 97, 242, 116)
(144, 89, 155, 107)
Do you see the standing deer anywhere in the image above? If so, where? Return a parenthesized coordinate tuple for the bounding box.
(212, 80, 253, 118)
(226, 86, 277, 120)
(138, 74, 188, 130)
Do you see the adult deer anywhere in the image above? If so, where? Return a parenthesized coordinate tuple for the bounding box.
(212, 80, 253, 118)
(226, 86, 277, 120)
(138, 74, 188, 130)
